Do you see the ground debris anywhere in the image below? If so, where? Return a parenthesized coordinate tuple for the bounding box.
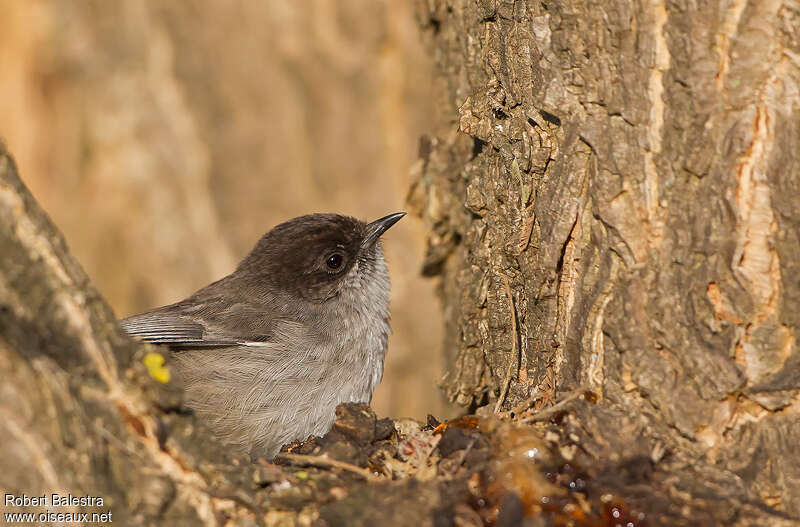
(254, 402, 655, 526)
(250, 400, 800, 526)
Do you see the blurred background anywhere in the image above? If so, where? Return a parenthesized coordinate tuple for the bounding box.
(0, 0, 454, 420)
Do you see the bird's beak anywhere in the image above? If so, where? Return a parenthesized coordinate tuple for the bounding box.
(362, 212, 406, 248)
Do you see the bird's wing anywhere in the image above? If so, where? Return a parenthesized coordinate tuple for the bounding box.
(120, 275, 285, 350)
(120, 310, 245, 349)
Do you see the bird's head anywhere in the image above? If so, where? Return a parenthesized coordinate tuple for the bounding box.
(238, 212, 405, 304)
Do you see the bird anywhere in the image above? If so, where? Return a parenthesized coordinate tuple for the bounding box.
(120, 212, 405, 459)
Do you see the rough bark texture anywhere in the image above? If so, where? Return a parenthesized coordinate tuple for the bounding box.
(410, 0, 800, 522)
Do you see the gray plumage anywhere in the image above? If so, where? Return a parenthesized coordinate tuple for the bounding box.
(120, 212, 404, 459)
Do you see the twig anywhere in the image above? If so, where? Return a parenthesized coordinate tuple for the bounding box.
(494, 273, 519, 413)
(509, 388, 542, 417)
(94, 422, 146, 461)
(521, 386, 589, 423)
(456, 438, 476, 467)
(274, 453, 380, 481)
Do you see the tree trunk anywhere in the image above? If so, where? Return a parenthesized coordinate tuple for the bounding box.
(411, 0, 800, 520)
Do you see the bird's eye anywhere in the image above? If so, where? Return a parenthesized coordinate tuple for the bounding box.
(326, 253, 344, 270)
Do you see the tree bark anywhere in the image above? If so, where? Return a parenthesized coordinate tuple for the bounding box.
(411, 0, 800, 521)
